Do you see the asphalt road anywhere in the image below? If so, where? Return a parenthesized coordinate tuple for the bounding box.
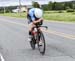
(0, 16, 75, 61)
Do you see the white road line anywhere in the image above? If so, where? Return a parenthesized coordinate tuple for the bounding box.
(0, 53, 5, 61)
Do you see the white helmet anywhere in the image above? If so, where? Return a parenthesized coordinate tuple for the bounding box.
(34, 8, 43, 18)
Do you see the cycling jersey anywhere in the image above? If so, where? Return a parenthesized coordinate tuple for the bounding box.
(28, 8, 39, 24)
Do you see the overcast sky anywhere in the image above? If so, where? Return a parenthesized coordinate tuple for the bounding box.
(0, 0, 72, 7)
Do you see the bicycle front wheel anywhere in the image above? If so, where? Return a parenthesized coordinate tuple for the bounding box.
(38, 32, 46, 55)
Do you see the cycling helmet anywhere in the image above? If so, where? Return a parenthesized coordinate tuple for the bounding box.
(34, 8, 43, 18)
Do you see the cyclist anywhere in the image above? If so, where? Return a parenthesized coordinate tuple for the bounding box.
(27, 5, 43, 41)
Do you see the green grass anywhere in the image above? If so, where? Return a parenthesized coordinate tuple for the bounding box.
(43, 12, 75, 22)
(0, 11, 75, 22)
(0, 13, 27, 18)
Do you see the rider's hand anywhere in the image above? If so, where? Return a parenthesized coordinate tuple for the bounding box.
(33, 18, 43, 24)
(38, 18, 43, 22)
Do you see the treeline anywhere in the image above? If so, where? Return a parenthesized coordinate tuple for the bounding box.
(42, 1, 75, 11)
(0, 1, 75, 13)
(0, 6, 17, 13)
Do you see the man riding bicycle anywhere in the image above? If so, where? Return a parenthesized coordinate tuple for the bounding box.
(27, 5, 43, 42)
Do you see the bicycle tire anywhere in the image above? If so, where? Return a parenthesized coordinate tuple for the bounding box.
(38, 32, 46, 55)
(30, 37, 36, 50)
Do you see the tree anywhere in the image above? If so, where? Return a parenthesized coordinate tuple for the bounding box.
(64, 2, 73, 9)
(42, 4, 49, 11)
(48, 1, 53, 10)
(55, 3, 64, 10)
(73, 4, 75, 9)
(52, 2, 57, 10)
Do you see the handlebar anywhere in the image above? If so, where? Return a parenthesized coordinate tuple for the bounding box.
(40, 26, 48, 29)
(35, 25, 48, 30)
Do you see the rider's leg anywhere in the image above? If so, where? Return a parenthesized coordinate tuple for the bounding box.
(29, 23, 33, 36)
(28, 23, 35, 41)
(29, 23, 35, 34)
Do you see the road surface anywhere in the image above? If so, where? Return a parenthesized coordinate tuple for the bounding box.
(0, 16, 75, 61)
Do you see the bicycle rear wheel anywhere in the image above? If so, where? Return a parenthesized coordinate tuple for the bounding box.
(38, 32, 46, 55)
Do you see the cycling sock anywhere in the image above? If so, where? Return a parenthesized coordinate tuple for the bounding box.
(29, 31, 31, 35)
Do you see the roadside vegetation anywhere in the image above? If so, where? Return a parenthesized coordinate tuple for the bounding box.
(44, 11, 75, 22)
(0, 11, 75, 22)
(0, 1, 75, 22)
(0, 13, 27, 18)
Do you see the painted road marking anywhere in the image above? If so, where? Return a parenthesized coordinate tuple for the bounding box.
(0, 54, 5, 61)
(0, 19, 75, 40)
(42, 29, 75, 40)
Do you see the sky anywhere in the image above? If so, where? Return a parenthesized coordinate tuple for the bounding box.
(0, 0, 72, 7)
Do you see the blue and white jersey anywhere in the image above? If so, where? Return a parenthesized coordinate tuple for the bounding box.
(28, 8, 42, 23)
(28, 8, 36, 22)
(28, 8, 43, 24)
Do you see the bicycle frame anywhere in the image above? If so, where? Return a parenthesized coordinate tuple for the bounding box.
(31, 25, 48, 43)
(30, 25, 48, 55)
(31, 25, 48, 36)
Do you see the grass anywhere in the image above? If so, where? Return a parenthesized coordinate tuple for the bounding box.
(0, 13, 27, 18)
(0, 11, 75, 22)
(43, 12, 75, 22)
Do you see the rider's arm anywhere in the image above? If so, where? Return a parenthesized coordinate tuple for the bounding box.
(33, 18, 43, 24)
(31, 15, 42, 24)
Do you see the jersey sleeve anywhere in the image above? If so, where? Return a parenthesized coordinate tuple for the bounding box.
(29, 9, 35, 21)
(30, 12, 35, 21)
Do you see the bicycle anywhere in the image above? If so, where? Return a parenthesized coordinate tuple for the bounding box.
(29, 24, 48, 55)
